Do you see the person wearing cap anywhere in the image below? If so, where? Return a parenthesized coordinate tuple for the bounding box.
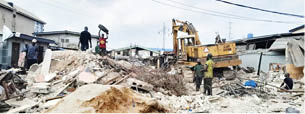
(192, 59, 206, 91)
(204, 53, 214, 96)
(280, 73, 293, 90)
(78, 26, 92, 51)
(23, 39, 38, 69)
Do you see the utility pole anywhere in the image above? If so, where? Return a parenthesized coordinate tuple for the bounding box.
(162, 22, 166, 51)
(228, 21, 232, 40)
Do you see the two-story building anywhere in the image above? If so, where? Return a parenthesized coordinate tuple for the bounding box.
(0, 0, 54, 68)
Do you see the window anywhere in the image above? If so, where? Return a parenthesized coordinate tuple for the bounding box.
(61, 39, 65, 43)
(65, 39, 69, 43)
(34, 21, 44, 33)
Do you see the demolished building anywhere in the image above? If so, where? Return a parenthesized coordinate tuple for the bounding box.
(110, 45, 160, 60)
(229, 31, 304, 79)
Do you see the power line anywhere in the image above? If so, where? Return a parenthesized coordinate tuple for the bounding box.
(216, 0, 304, 18)
(166, 0, 255, 20)
(151, 0, 302, 24)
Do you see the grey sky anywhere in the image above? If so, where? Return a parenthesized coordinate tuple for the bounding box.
(7, 0, 304, 49)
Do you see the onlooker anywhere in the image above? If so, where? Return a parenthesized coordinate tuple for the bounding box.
(78, 26, 92, 51)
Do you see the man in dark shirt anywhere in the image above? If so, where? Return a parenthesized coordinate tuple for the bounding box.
(192, 59, 205, 91)
(280, 73, 293, 90)
(23, 39, 38, 69)
(78, 26, 92, 51)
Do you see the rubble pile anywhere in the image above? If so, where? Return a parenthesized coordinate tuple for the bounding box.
(0, 50, 303, 113)
(132, 66, 186, 96)
(0, 50, 179, 113)
(151, 70, 304, 113)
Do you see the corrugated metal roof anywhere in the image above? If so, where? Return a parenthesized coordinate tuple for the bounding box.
(34, 30, 99, 39)
(12, 33, 55, 44)
(113, 45, 160, 54)
(229, 32, 304, 44)
(289, 25, 304, 33)
(269, 38, 289, 51)
(0, 0, 45, 24)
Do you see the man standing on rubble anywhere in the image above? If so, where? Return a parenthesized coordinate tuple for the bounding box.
(23, 39, 38, 70)
(204, 53, 214, 96)
(192, 59, 205, 91)
(280, 73, 293, 90)
(78, 26, 92, 51)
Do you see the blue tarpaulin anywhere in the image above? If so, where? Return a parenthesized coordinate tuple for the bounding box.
(244, 80, 257, 88)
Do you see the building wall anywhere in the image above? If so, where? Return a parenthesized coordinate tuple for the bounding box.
(36, 34, 98, 49)
(0, 38, 48, 67)
(239, 52, 286, 72)
(0, 6, 43, 35)
(111, 48, 159, 59)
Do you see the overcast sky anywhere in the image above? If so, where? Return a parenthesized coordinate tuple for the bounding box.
(7, 0, 304, 49)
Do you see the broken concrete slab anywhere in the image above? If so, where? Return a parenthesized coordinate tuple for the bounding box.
(127, 78, 153, 92)
(34, 73, 56, 83)
(7, 99, 41, 113)
(41, 99, 61, 109)
(41, 49, 52, 76)
(31, 83, 51, 94)
(77, 71, 97, 83)
(5, 98, 37, 107)
(99, 72, 121, 84)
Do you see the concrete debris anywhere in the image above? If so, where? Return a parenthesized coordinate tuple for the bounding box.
(0, 50, 303, 113)
(77, 70, 97, 83)
(31, 83, 50, 94)
(126, 78, 154, 92)
(5, 98, 37, 107)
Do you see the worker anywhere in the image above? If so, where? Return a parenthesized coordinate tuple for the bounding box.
(204, 53, 214, 96)
(95, 41, 100, 55)
(78, 26, 92, 51)
(23, 39, 38, 70)
(280, 73, 293, 90)
(192, 59, 205, 91)
(99, 34, 108, 56)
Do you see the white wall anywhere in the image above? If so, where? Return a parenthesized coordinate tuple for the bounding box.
(0, 38, 49, 67)
(37, 34, 98, 49)
(111, 49, 159, 59)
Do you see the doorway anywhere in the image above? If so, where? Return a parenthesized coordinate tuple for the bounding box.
(11, 42, 20, 67)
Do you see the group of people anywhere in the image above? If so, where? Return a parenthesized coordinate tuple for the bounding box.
(192, 53, 214, 96)
(192, 53, 294, 96)
(78, 26, 108, 56)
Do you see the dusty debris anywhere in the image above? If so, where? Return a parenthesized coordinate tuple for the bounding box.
(82, 87, 167, 113)
(1, 50, 303, 113)
(45, 84, 168, 113)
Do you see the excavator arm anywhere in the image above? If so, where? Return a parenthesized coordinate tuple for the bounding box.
(172, 19, 201, 55)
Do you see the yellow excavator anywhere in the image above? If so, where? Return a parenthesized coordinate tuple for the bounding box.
(172, 19, 241, 73)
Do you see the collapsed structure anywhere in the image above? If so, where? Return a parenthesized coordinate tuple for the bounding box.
(0, 49, 303, 113)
